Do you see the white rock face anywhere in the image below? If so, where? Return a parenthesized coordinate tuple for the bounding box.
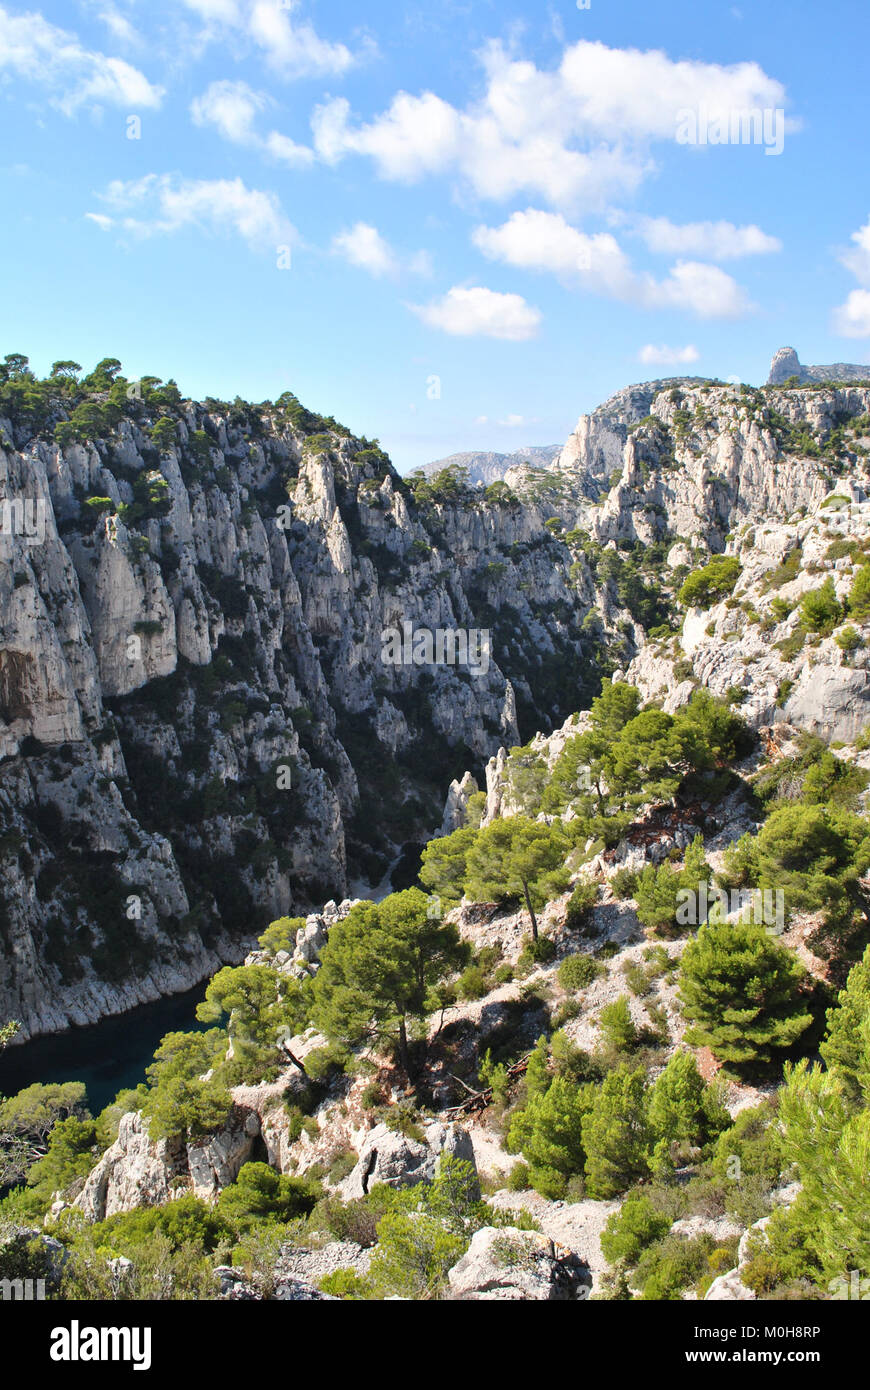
(705, 1268, 757, 1301)
(767, 345, 870, 387)
(338, 1120, 478, 1201)
(4, 393, 582, 1037)
(447, 1227, 591, 1301)
(704, 1185, 800, 1301)
(75, 1112, 185, 1221)
(75, 1104, 261, 1221)
(441, 770, 479, 834)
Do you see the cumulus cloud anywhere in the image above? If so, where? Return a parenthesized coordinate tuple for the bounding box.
(638, 343, 700, 365)
(645, 260, 751, 318)
(833, 292, 870, 338)
(409, 286, 542, 340)
(332, 222, 395, 276)
(469, 208, 605, 279)
(0, 4, 162, 113)
(832, 219, 870, 337)
(191, 79, 265, 143)
(332, 222, 431, 278)
(840, 219, 870, 285)
(473, 209, 753, 318)
(247, 0, 356, 77)
(88, 174, 296, 251)
(179, 0, 358, 78)
(637, 217, 781, 260)
(310, 39, 789, 210)
(191, 80, 314, 166)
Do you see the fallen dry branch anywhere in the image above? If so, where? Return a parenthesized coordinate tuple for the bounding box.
(442, 1053, 530, 1121)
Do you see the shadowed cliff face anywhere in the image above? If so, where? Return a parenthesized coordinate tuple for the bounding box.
(4, 370, 870, 1039)
(0, 387, 622, 1039)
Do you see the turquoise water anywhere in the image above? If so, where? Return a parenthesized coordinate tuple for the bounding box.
(0, 985, 208, 1115)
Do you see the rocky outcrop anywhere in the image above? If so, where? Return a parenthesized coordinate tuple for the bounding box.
(440, 771, 479, 834)
(705, 1268, 757, 1301)
(75, 1106, 259, 1221)
(553, 377, 705, 498)
(338, 1120, 477, 1201)
(75, 1112, 185, 1221)
(767, 346, 870, 387)
(627, 484, 870, 740)
(273, 1240, 371, 1285)
(447, 1227, 591, 1301)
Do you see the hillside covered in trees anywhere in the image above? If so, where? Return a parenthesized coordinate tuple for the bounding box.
(2, 666, 870, 1301)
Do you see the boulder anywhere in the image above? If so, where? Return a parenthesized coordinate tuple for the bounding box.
(447, 1227, 591, 1301)
(295, 916, 328, 964)
(705, 1268, 757, 1301)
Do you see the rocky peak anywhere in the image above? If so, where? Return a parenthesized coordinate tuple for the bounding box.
(767, 345, 870, 386)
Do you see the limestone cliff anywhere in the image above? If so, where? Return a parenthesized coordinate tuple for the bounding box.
(5, 364, 870, 1041)
(0, 383, 618, 1038)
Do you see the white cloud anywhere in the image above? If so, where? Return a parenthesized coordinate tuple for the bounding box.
(96, 6, 143, 47)
(638, 217, 781, 260)
(332, 223, 396, 277)
(89, 174, 296, 251)
(474, 209, 753, 318)
(473, 208, 597, 274)
(0, 4, 162, 113)
(263, 129, 315, 166)
(833, 290, 870, 338)
(476, 411, 532, 426)
(313, 92, 460, 179)
(645, 260, 751, 318)
(554, 40, 786, 139)
(638, 343, 700, 366)
(248, 0, 355, 78)
(191, 79, 265, 143)
(310, 38, 789, 210)
(179, 0, 358, 78)
(181, 0, 241, 20)
(840, 219, 870, 287)
(191, 80, 314, 166)
(410, 286, 542, 340)
(331, 221, 431, 279)
(832, 220, 870, 336)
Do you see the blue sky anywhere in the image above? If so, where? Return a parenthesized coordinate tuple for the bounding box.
(2, 0, 870, 471)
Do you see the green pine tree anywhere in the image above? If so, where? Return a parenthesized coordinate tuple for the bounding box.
(678, 919, 812, 1070)
(582, 1065, 653, 1198)
(312, 888, 466, 1079)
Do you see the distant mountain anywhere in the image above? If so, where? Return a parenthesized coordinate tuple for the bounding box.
(768, 346, 870, 386)
(415, 445, 561, 487)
